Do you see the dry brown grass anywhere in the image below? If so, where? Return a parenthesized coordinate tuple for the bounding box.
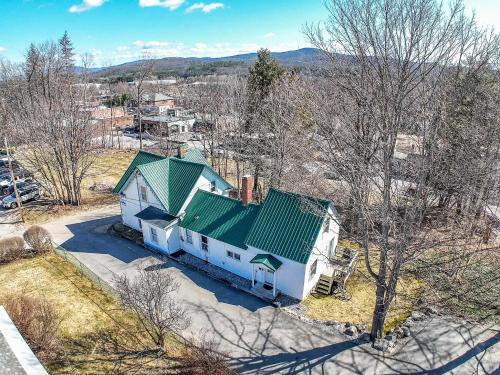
(303, 240, 423, 332)
(23, 149, 136, 225)
(0, 254, 181, 374)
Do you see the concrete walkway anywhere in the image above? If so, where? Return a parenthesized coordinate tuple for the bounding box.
(39, 206, 499, 375)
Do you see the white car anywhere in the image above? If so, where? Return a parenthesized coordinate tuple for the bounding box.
(2, 185, 43, 209)
(0, 170, 33, 193)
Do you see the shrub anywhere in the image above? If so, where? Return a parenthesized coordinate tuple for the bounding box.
(0, 236, 26, 263)
(23, 225, 52, 254)
(177, 336, 234, 375)
(3, 295, 62, 360)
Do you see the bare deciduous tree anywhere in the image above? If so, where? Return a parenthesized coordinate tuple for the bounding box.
(134, 56, 156, 150)
(305, 0, 499, 341)
(1, 35, 97, 206)
(115, 266, 190, 351)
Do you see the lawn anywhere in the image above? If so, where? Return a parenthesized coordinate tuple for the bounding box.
(0, 254, 180, 374)
(303, 240, 423, 332)
(22, 149, 136, 225)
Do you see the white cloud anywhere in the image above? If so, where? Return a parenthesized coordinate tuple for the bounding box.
(0, 46, 5, 53)
(69, 0, 106, 13)
(186, 2, 224, 13)
(93, 40, 305, 65)
(264, 32, 276, 39)
(139, 0, 185, 10)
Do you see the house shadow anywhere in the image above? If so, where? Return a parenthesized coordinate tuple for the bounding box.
(60, 215, 153, 264)
(145, 261, 269, 312)
(59, 215, 267, 312)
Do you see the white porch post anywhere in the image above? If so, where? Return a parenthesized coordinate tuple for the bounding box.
(251, 264, 255, 286)
(273, 271, 276, 297)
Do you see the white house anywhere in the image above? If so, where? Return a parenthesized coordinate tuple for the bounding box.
(115, 148, 341, 300)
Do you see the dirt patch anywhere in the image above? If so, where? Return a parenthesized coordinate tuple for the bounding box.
(302, 240, 423, 331)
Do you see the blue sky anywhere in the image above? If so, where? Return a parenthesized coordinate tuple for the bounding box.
(0, 0, 498, 66)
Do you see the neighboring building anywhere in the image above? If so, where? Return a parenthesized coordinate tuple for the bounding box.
(142, 106, 190, 117)
(137, 115, 196, 135)
(142, 93, 176, 108)
(92, 106, 134, 129)
(114, 148, 340, 300)
(0, 306, 48, 375)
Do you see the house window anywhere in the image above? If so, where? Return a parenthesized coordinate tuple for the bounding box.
(138, 220, 142, 229)
(226, 250, 241, 261)
(323, 218, 330, 233)
(328, 238, 335, 259)
(309, 259, 318, 280)
(185, 229, 193, 244)
(210, 180, 216, 192)
(201, 235, 208, 251)
(140, 186, 148, 201)
(150, 227, 158, 244)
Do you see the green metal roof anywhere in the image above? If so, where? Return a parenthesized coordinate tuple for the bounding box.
(135, 206, 177, 228)
(115, 150, 231, 216)
(137, 158, 205, 216)
(246, 188, 331, 264)
(178, 148, 232, 191)
(176, 148, 210, 167)
(250, 254, 283, 272)
(180, 190, 261, 249)
(113, 151, 165, 193)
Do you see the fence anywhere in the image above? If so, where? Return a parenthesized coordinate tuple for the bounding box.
(53, 244, 119, 299)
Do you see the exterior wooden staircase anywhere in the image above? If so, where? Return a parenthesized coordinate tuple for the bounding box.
(315, 274, 334, 295)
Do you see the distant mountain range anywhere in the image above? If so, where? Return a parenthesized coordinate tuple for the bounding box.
(92, 48, 331, 79)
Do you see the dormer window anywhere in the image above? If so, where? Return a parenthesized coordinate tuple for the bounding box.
(210, 180, 216, 192)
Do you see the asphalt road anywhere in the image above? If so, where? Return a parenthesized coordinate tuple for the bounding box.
(37, 206, 500, 375)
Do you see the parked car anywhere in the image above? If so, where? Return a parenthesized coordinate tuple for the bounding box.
(5, 179, 36, 196)
(0, 169, 34, 194)
(2, 185, 43, 209)
(0, 162, 21, 176)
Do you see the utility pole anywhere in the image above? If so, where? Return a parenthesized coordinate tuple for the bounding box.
(137, 85, 143, 150)
(4, 137, 23, 222)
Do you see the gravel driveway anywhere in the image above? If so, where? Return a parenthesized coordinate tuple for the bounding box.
(39, 206, 499, 375)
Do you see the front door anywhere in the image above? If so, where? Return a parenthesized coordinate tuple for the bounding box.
(265, 269, 274, 285)
(255, 267, 266, 284)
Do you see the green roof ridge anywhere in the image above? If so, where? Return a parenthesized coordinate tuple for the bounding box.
(181, 189, 261, 249)
(245, 187, 332, 264)
(114, 150, 166, 193)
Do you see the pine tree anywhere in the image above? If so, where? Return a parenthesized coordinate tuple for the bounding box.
(248, 48, 284, 100)
(58, 31, 74, 80)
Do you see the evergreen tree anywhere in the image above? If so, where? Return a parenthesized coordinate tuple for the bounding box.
(58, 31, 74, 78)
(248, 48, 284, 100)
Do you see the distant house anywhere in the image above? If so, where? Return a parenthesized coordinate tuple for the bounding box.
(91, 106, 134, 129)
(136, 115, 196, 135)
(114, 148, 340, 300)
(141, 93, 176, 108)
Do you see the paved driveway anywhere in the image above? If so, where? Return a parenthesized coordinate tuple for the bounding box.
(0, 206, 21, 238)
(41, 206, 499, 375)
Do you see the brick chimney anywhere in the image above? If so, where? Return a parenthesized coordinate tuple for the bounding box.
(177, 144, 186, 159)
(241, 175, 253, 205)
